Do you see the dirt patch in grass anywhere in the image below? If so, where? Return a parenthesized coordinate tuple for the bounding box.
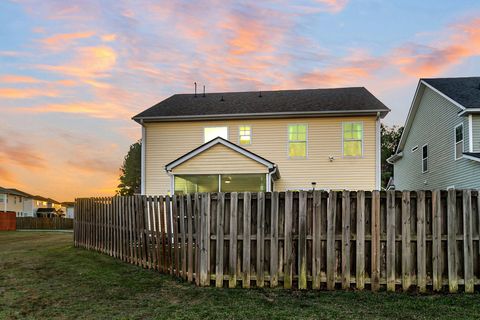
(1, 231, 480, 319)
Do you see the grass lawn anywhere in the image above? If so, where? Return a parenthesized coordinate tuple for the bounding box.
(1, 232, 480, 320)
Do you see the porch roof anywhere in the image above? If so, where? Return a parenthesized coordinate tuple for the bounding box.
(165, 137, 280, 179)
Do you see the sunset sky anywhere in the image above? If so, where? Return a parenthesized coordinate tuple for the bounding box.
(1, 0, 480, 201)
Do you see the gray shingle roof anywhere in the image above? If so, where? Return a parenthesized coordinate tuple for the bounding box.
(133, 87, 390, 121)
(423, 77, 480, 109)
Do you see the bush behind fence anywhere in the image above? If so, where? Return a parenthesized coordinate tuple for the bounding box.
(74, 190, 480, 292)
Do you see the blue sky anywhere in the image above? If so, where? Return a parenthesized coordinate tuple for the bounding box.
(1, 0, 480, 200)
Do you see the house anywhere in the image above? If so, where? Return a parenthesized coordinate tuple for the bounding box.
(133, 87, 390, 194)
(33, 196, 63, 216)
(0, 187, 34, 217)
(388, 77, 480, 190)
(62, 202, 75, 219)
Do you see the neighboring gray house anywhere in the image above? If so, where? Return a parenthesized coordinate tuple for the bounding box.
(388, 77, 480, 190)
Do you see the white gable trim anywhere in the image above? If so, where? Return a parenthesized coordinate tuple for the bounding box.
(165, 137, 275, 171)
(421, 80, 466, 111)
(463, 154, 480, 163)
(459, 108, 480, 116)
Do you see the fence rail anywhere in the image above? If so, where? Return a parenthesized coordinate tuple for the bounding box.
(17, 217, 73, 230)
(74, 190, 480, 292)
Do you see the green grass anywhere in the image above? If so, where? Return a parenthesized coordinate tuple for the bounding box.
(1, 232, 480, 320)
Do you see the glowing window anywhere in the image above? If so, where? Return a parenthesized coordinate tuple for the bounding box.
(288, 124, 307, 158)
(343, 122, 363, 157)
(204, 127, 228, 143)
(239, 126, 251, 145)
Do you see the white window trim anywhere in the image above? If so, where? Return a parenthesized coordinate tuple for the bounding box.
(468, 115, 473, 152)
(287, 123, 308, 159)
(454, 123, 464, 161)
(238, 125, 252, 146)
(342, 121, 364, 158)
(203, 126, 229, 143)
(422, 143, 428, 173)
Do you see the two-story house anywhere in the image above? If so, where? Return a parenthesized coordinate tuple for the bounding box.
(133, 88, 390, 195)
(388, 77, 480, 190)
(0, 187, 34, 217)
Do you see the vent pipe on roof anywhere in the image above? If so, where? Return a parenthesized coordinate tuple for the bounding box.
(203, 85, 206, 97)
(194, 82, 197, 97)
(259, 91, 262, 97)
(220, 95, 224, 101)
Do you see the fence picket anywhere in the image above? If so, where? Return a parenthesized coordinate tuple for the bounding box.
(386, 190, 396, 291)
(326, 191, 337, 290)
(356, 191, 365, 290)
(298, 191, 308, 289)
(463, 190, 474, 293)
(284, 191, 293, 289)
(229, 192, 238, 288)
(243, 192, 251, 288)
(215, 192, 225, 288)
(313, 191, 322, 290)
(270, 192, 279, 287)
(341, 191, 350, 290)
(256, 192, 265, 288)
(417, 191, 426, 293)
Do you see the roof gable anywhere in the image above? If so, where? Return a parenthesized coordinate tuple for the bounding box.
(393, 79, 473, 158)
(133, 87, 390, 122)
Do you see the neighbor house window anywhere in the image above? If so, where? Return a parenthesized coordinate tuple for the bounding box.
(422, 144, 428, 173)
(204, 127, 228, 143)
(288, 124, 307, 158)
(455, 124, 464, 160)
(239, 126, 252, 145)
(343, 122, 363, 157)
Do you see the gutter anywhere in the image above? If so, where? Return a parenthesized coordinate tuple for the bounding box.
(132, 109, 390, 123)
(387, 152, 403, 164)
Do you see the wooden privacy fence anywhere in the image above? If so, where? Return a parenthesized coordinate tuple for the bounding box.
(75, 190, 480, 292)
(17, 217, 73, 230)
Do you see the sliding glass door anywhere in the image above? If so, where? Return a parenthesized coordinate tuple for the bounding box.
(174, 174, 267, 195)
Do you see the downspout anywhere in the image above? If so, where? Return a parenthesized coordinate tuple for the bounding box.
(375, 112, 381, 190)
(141, 120, 146, 195)
(267, 165, 278, 192)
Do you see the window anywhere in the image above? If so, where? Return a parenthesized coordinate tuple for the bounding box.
(204, 127, 228, 143)
(174, 174, 266, 194)
(288, 124, 307, 158)
(422, 144, 428, 173)
(343, 122, 363, 157)
(455, 124, 464, 160)
(239, 126, 252, 145)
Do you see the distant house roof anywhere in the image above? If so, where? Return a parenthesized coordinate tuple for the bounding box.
(0, 187, 33, 198)
(133, 87, 390, 122)
(423, 77, 480, 110)
(33, 195, 60, 204)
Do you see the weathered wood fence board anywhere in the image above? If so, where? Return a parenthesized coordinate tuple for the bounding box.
(74, 190, 480, 292)
(17, 217, 73, 230)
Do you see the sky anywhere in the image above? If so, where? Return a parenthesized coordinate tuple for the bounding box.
(1, 0, 480, 201)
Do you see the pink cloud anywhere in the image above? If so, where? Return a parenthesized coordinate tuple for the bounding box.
(0, 87, 60, 99)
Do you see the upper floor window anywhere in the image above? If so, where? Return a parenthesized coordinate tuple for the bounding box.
(422, 144, 428, 173)
(204, 126, 228, 143)
(455, 124, 464, 160)
(239, 126, 251, 145)
(343, 122, 363, 157)
(288, 124, 307, 158)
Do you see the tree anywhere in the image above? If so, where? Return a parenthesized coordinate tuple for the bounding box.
(381, 124, 403, 188)
(117, 140, 141, 196)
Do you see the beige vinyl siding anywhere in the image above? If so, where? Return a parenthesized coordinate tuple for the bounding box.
(145, 116, 377, 195)
(394, 87, 480, 190)
(172, 144, 268, 174)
